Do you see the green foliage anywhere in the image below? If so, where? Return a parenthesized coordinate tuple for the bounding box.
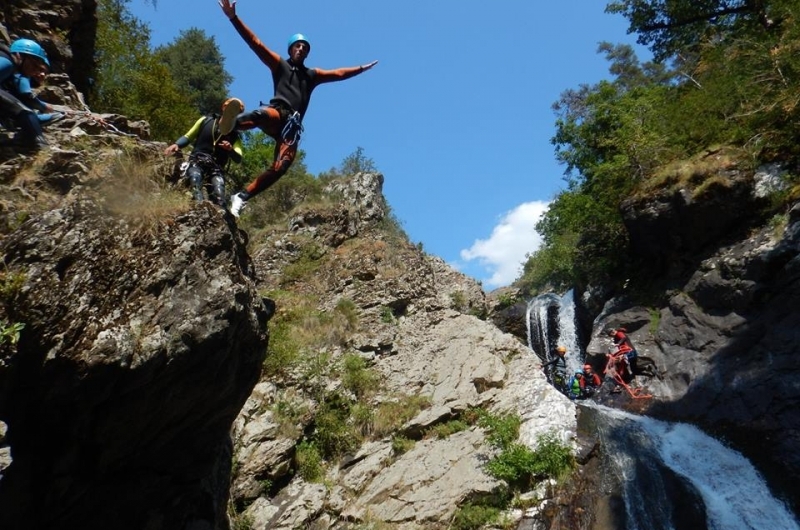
(340, 353, 379, 399)
(155, 27, 232, 116)
(372, 395, 432, 438)
(391, 435, 415, 455)
(605, 0, 774, 61)
(380, 306, 394, 324)
(295, 440, 324, 482)
(230, 513, 254, 530)
(449, 291, 468, 312)
(451, 503, 502, 530)
(0, 321, 24, 346)
(477, 410, 521, 450)
(648, 307, 661, 336)
(426, 419, 469, 439)
(263, 317, 300, 378)
(339, 146, 378, 175)
(495, 292, 518, 311)
(319, 146, 379, 178)
(91, 0, 197, 141)
(272, 394, 309, 438)
(334, 298, 359, 330)
(485, 433, 574, 490)
(281, 240, 327, 285)
(313, 392, 362, 458)
(517, 3, 800, 290)
(0, 269, 25, 303)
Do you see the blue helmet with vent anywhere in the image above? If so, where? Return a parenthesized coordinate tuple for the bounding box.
(10, 38, 50, 67)
(287, 33, 310, 55)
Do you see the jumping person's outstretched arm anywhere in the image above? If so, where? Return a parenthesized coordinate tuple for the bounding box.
(314, 60, 378, 84)
(218, 0, 281, 72)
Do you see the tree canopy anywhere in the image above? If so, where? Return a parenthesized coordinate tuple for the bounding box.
(156, 28, 233, 116)
(89, 0, 232, 141)
(518, 1, 800, 293)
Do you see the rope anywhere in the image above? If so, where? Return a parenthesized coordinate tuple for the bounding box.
(70, 108, 138, 137)
(606, 354, 652, 400)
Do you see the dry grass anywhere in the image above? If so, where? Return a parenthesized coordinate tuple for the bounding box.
(95, 144, 191, 232)
(638, 145, 743, 197)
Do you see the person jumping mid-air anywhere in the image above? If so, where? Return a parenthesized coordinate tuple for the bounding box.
(218, 0, 378, 217)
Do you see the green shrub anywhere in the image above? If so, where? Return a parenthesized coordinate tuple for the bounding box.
(0, 321, 24, 346)
(451, 503, 501, 530)
(334, 298, 359, 330)
(380, 306, 394, 324)
(372, 395, 431, 438)
(0, 270, 25, 303)
(426, 420, 469, 440)
(391, 435, 415, 455)
(477, 411, 521, 450)
(295, 440, 324, 482)
(485, 433, 574, 489)
(341, 353, 379, 399)
(450, 291, 468, 312)
(263, 319, 300, 378)
(314, 393, 361, 458)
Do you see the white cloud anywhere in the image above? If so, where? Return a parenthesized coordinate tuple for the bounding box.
(460, 201, 549, 288)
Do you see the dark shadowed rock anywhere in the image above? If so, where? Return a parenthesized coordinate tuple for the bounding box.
(0, 199, 268, 530)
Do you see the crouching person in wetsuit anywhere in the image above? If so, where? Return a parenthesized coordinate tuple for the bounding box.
(568, 364, 603, 399)
(0, 39, 55, 150)
(164, 98, 244, 208)
(218, 0, 378, 218)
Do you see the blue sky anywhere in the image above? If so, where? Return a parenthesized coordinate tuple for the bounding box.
(130, 0, 646, 289)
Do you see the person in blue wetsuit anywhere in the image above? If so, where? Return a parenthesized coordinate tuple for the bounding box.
(0, 39, 59, 150)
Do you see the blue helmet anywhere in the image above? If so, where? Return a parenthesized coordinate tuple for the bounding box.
(10, 38, 50, 67)
(287, 33, 310, 55)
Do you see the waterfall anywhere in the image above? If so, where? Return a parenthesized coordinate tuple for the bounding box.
(525, 292, 799, 528)
(588, 405, 799, 530)
(526, 290, 583, 374)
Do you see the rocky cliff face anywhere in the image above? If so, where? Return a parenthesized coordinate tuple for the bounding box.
(587, 194, 800, 509)
(0, 54, 581, 530)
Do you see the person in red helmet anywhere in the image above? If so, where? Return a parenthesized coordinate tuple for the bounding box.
(583, 364, 602, 388)
(218, 0, 378, 218)
(608, 327, 639, 373)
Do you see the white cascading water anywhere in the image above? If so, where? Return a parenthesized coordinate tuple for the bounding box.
(593, 405, 799, 530)
(526, 290, 582, 374)
(526, 291, 800, 528)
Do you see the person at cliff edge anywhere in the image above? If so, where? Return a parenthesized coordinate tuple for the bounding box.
(0, 38, 62, 150)
(218, 0, 378, 218)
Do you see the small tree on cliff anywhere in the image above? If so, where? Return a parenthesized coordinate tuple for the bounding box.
(90, 0, 195, 141)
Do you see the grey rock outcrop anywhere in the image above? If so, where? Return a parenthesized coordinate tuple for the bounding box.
(588, 196, 800, 512)
(227, 173, 578, 529)
(0, 199, 269, 529)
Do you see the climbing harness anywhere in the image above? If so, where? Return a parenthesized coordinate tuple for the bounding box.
(281, 110, 303, 146)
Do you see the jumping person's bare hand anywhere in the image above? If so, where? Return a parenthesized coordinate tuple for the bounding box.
(164, 144, 180, 156)
(217, 140, 233, 151)
(218, 0, 237, 19)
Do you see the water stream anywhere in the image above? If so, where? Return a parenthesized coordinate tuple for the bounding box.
(526, 292, 800, 529)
